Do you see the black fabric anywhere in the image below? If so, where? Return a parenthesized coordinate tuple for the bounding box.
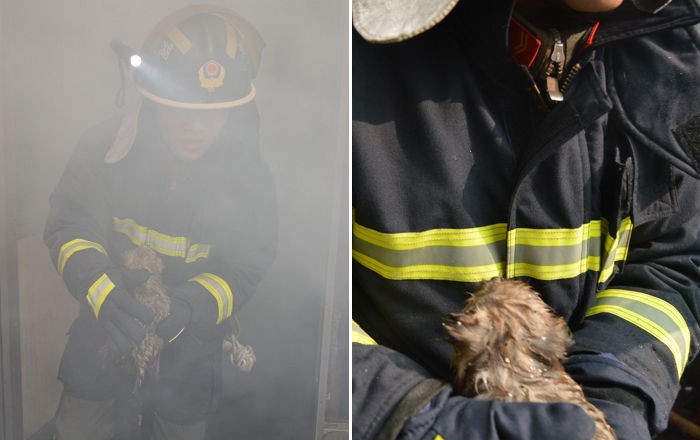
(45, 99, 276, 421)
(376, 379, 446, 440)
(673, 113, 700, 174)
(155, 297, 191, 343)
(170, 282, 218, 333)
(100, 298, 148, 355)
(145, 332, 223, 424)
(353, 0, 700, 437)
(352, 343, 434, 439)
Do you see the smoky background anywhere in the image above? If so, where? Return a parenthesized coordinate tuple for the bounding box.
(0, 1, 348, 439)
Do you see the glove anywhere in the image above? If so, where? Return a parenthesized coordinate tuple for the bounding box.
(121, 267, 150, 291)
(167, 282, 218, 331)
(99, 296, 149, 356)
(565, 353, 657, 439)
(95, 269, 156, 356)
(155, 297, 192, 343)
(401, 388, 596, 440)
(353, 342, 596, 440)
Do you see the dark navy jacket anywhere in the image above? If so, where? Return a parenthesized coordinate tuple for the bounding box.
(44, 102, 277, 415)
(353, 0, 700, 438)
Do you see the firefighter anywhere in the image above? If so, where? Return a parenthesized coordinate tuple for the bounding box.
(353, 0, 700, 438)
(44, 5, 276, 439)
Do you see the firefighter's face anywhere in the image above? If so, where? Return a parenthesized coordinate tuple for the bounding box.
(156, 106, 230, 161)
(561, 0, 624, 11)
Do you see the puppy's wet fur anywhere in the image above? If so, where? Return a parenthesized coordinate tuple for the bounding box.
(120, 245, 171, 392)
(443, 277, 616, 440)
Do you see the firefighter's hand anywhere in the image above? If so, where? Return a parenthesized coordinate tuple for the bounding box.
(565, 353, 654, 439)
(99, 294, 150, 356)
(353, 342, 597, 440)
(102, 284, 155, 325)
(155, 297, 192, 343)
(400, 388, 597, 440)
(121, 267, 151, 292)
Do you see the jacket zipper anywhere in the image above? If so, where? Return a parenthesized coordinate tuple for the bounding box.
(544, 29, 565, 102)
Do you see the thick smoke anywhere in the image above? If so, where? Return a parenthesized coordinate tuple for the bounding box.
(0, 1, 348, 439)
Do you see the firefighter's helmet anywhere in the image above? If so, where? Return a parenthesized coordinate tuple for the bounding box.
(133, 4, 264, 109)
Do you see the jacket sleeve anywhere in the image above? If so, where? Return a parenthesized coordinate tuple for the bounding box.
(174, 160, 278, 329)
(352, 323, 598, 440)
(570, 164, 700, 436)
(43, 124, 128, 319)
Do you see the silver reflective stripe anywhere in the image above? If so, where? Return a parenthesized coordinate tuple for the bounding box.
(57, 238, 107, 276)
(86, 273, 115, 318)
(353, 213, 632, 283)
(189, 273, 233, 324)
(186, 243, 212, 263)
(352, 218, 507, 282)
(113, 217, 211, 262)
(586, 289, 690, 379)
(598, 219, 633, 283)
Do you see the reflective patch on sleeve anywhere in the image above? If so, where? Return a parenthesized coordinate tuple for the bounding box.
(598, 217, 632, 284)
(86, 273, 115, 318)
(586, 289, 691, 378)
(58, 238, 107, 277)
(189, 273, 234, 324)
(352, 321, 377, 345)
(185, 243, 212, 263)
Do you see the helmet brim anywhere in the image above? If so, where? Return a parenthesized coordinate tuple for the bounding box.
(137, 83, 256, 110)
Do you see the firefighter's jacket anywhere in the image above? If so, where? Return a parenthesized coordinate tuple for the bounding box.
(44, 103, 277, 402)
(353, 0, 700, 437)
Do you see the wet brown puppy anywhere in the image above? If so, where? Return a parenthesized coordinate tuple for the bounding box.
(120, 245, 171, 391)
(443, 277, 616, 440)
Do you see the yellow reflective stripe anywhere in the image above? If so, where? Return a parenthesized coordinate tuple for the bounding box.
(185, 243, 212, 263)
(352, 250, 504, 282)
(113, 217, 211, 263)
(352, 321, 377, 345)
(353, 214, 631, 283)
(509, 221, 603, 247)
(586, 289, 690, 378)
(58, 238, 107, 276)
(167, 26, 192, 54)
(114, 217, 149, 246)
(225, 22, 238, 59)
(86, 273, 115, 318)
(189, 273, 234, 324)
(509, 257, 600, 280)
(598, 218, 633, 283)
(353, 217, 507, 250)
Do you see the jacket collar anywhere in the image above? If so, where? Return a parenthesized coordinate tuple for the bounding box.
(353, 0, 700, 47)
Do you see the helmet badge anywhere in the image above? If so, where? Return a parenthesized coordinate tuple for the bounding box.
(199, 60, 225, 90)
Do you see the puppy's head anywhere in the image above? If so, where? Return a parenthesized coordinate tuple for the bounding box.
(443, 277, 572, 395)
(122, 245, 164, 275)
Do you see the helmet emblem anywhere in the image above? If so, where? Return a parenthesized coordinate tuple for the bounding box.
(199, 60, 225, 90)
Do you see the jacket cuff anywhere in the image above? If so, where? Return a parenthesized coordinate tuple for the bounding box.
(564, 353, 665, 435)
(352, 343, 441, 439)
(171, 281, 220, 328)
